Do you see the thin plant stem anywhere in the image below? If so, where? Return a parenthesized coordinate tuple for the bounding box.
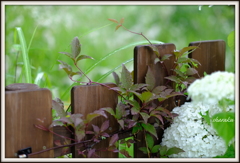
(14, 51, 20, 83)
(74, 61, 92, 84)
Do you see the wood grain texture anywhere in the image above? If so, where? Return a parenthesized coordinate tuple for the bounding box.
(133, 43, 176, 158)
(71, 83, 118, 158)
(189, 40, 226, 77)
(5, 87, 53, 158)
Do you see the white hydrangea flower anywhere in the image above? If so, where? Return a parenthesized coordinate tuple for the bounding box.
(187, 71, 235, 105)
(161, 102, 234, 158)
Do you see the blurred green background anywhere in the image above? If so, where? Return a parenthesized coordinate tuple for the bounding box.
(5, 5, 235, 104)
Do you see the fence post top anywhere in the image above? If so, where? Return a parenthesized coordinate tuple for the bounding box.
(5, 83, 40, 91)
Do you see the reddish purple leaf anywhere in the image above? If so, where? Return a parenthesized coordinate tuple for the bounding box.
(86, 130, 94, 134)
(108, 146, 119, 153)
(118, 119, 124, 129)
(108, 18, 119, 24)
(186, 67, 198, 75)
(145, 66, 156, 91)
(61, 147, 70, 155)
(101, 132, 110, 138)
(87, 149, 96, 158)
(70, 114, 83, 127)
(109, 134, 119, 146)
(54, 140, 62, 146)
(115, 24, 122, 31)
(52, 98, 67, 118)
(100, 120, 109, 132)
(119, 149, 132, 158)
(92, 124, 100, 134)
(120, 18, 124, 24)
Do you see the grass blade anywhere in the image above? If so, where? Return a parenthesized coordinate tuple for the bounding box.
(60, 40, 163, 100)
(96, 58, 133, 82)
(85, 40, 163, 75)
(79, 23, 113, 38)
(27, 25, 39, 53)
(15, 27, 32, 83)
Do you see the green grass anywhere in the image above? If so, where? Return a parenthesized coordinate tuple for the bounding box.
(14, 27, 32, 83)
(5, 5, 235, 103)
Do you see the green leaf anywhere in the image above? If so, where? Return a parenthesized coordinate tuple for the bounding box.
(140, 112, 150, 124)
(154, 57, 161, 64)
(116, 103, 125, 120)
(178, 46, 198, 58)
(152, 86, 167, 94)
(151, 145, 160, 153)
(150, 45, 160, 57)
(131, 106, 140, 115)
(86, 113, 101, 123)
(141, 123, 158, 139)
(145, 67, 156, 91)
(186, 67, 198, 76)
(166, 147, 185, 156)
(165, 75, 181, 83)
(199, 111, 211, 125)
(211, 112, 235, 145)
(132, 123, 143, 134)
(141, 91, 153, 103)
(71, 37, 81, 59)
(101, 107, 116, 119)
(52, 98, 67, 118)
(227, 31, 235, 53)
(58, 60, 72, 74)
(76, 55, 94, 62)
(49, 120, 64, 128)
(112, 71, 120, 86)
(146, 133, 154, 149)
(59, 51, 74, 60)
(130, 84, 147, 92)
(161, 54, 172, 61)
(121, 64, 133, 89)
(139, 147, 148, 154)
(214, 144, 235, 158)
(75, 126, 85, 142)
(159, 145, 167, 156)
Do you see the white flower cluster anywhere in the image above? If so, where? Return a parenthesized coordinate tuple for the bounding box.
(187, 71, 235, 105)
(161, 102, 234, 158)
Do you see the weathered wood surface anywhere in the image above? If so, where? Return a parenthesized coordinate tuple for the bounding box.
(189, 40, 225, 77)
(133, 43, 176, 158)
(71, 83, 118, 158)
(5, 83, 53, 158)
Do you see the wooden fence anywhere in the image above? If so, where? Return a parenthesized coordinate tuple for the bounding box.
(5, 40, 225, 158)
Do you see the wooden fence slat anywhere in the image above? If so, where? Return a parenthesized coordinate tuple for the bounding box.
(189, 40, 226, 77)
(5, 83, 53, 158)
(71, 83, 118, 158)
(133, 43, 176, 158)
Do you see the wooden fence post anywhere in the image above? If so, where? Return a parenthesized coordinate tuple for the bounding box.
(5, 83, 53, 158)
(133, 43, 176, 158)
(71, 83, 118, 158)
(189, 40, 226, 76)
